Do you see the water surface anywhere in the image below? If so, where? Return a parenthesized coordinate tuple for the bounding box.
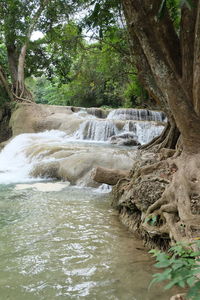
(0, 184, 176, 300)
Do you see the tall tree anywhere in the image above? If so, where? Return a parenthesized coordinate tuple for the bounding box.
(120, 0, 200, 243)
(0, 0, 73, 102)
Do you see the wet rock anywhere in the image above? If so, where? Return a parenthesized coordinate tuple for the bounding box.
(30, 161, 60, 179)
(110, 133, 141, 146)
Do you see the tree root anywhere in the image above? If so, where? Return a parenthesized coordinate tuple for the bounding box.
(143, 153, 200, 243)
(13, 92, 33, 103)
(140, 118, 180, 151)
(113, 150, 200, 247)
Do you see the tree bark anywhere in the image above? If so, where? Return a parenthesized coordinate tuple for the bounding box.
(7, 45, 18, 86)
(193, 2, 200, 115)
(122, 0, 200, 153)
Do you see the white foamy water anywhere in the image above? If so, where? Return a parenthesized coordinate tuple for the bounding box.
(0, 130, 68, 184)
(74, 119, 164, 144)
(73, 108, 165, 143)
(74, 119, 119, 141)
(107, 108, 166, 122)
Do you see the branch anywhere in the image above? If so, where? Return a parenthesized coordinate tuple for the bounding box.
(13, 92, 33, 103)
(27, 0, 49, 41)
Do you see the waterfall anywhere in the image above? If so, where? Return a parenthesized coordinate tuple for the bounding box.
(107, 108, 166, 122)
(75, 119, 119, 141)
(74, 110, 165, 144)
(0, 107, 166, 184)
(133, 121, 164, 145)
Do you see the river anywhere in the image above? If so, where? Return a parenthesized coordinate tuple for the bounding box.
(0, 108, 177, 299)
(0, 183, 177, 300)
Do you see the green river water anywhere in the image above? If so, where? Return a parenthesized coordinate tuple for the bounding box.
(0, 183, 177, 300)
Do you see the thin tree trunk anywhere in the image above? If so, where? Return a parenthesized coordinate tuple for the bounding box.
(7, 45, 18, 87)
(15, 43, 32, 100)
(14, 0, 49, 101)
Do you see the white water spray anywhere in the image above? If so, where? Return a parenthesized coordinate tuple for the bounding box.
(0, 130, 67, 184)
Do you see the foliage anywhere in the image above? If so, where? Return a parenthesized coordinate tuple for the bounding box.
(25, 24, 145, 108)
(123, 74, 148, 108)
(26, 22, 82, 83)
(149, 242, 200, 300)
(0, 43, 8, 74)
(0, 0, 149, 108)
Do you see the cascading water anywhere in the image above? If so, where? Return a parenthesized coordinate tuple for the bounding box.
(0, 130, 67, 184)
(74, 108, 166, 144)
(0, 107, 166, 185)
(107, 108, 166, 122)
(74, 119, 119, 141)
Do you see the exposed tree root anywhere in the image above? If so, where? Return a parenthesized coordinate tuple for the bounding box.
(140, 119, 180, 151)
(13, 92, 33, 103)
(112, 150, 200, 248)
(144, 153, 200, 243)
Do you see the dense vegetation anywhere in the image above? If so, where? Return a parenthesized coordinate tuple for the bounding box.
(26, 26, 145, 108)
(0, 1, 148, 108)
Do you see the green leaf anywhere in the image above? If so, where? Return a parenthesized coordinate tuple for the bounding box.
(187, 277, 196, 287)
(149, 268, 172, 288)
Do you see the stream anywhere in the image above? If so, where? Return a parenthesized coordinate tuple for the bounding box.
(0, 108, 177, 299)
(0, 184, 178, 300)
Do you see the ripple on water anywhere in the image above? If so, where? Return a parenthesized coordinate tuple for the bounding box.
(0, 185, 180, 300)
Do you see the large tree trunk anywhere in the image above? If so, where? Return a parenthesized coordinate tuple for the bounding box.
(122, 0, 200, 153)
(119, 0, 200, 246)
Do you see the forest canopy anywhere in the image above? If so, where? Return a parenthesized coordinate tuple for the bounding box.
(0, 0, 150, 108)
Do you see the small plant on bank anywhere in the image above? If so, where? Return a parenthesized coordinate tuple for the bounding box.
(149, 241, 200, 300)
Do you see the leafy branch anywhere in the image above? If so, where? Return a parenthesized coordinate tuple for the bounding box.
(149, 241, 200, 300)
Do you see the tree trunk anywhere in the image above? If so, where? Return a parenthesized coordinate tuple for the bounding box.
(15, 43, 33, 102)
(7, 45, 18, 87)
(116, 0, 200, 248)
(122, 0, 200, 153)
(4, 0, 49, 103)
